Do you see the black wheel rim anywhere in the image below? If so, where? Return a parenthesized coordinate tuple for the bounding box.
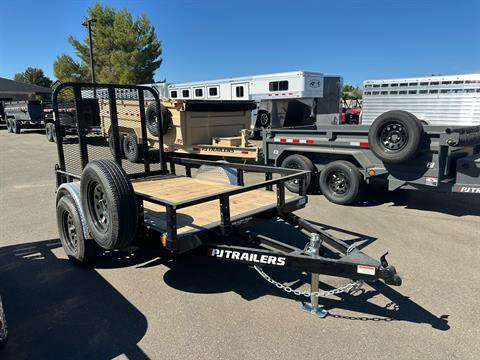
(147, 111, 158, 129)
(126, 138, 135, 154)
(328, 170, 350, 195)
(379, 122, 408, 151)
(62, 210, 78, 252)
(88, 181, 109, 233)
(260, 113, 269, 126)
(285, 162, 301, 186)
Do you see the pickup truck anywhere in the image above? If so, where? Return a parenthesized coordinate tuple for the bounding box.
(264, 110, 480, 204)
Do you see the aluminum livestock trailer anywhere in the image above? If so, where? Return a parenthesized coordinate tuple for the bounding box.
(362, 73, 480, 127)
(51, 83, 401, 317)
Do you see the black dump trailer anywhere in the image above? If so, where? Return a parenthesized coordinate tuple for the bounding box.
(4, 100, 45, 134)
(51, 83, 401, 318)
(264, 111, 480, 204)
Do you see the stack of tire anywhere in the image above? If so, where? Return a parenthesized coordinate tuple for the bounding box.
(281, 111, 424, 205)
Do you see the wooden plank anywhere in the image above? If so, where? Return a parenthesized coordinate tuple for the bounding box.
(132, 176, 292, 236)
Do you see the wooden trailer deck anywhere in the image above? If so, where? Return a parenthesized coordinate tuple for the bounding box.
(132, 176, 294, 236)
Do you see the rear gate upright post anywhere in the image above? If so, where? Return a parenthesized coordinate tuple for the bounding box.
(302, 233, 328, 318)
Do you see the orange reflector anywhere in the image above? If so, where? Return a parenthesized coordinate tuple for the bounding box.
(161, 234, 167, 247)
(368, 169, 376, 176)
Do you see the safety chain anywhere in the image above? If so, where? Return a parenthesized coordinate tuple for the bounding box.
(253, 266, 364, 298)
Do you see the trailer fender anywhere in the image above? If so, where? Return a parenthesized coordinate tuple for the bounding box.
(56, 182, 90, 239)
(272, 146, 374, 174)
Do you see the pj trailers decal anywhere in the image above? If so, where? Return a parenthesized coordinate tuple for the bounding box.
(453, 185, 480, 194)
(208, 248, 286, 266)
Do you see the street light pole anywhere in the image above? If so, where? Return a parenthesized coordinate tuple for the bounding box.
(82, 18, 97, 85)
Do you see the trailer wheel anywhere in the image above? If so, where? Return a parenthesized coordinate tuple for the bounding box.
(45, 123, 55, 142)
(80, 160, 138, 250)
(108, 129, 125, 159)
(368, 111, 423, 164)
(123, 133, 143, 163)
(281, 154, 316, 193)
(257, 111, 271, 128)
(145, 103, 172, 136)
(6, 119, 12, 133)
(57, 195, 100, 264)
(319, 161, 361, 205)
(12, 120, 21, 134)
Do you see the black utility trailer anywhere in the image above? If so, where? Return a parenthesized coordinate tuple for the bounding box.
(4, 100, 45, 134)
(52, 83, 401, 317)
(264, 112, 480, 204)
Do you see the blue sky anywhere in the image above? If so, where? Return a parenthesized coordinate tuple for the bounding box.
(0, 0, 479, 86)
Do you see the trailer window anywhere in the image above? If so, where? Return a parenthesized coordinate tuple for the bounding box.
(235, 86, 244, 98)
(429, 90, 439, 94)
(364, 84, 372, 88)
(430, 81, 439, 85)
(208, 86, 219, 97)
(372, 91, 380, 95)
(194, 88, 203, 97)
(441, 81, 452, 85)
(170, 90, 178, 98)
(389, 91, 398, 95)
(381, 91, 388, 95)
(453, 80, 464, 84)
(269, 81, 289, 91)
(373, 84, 380, 88)
(477, 88, 480, 92)
(420, 82, 429, 86)
(381, 84, 388, 87)
(408, 82, 418, 86)
(440, 89, 448, 93)
(399, 90, 407, 94)
(364, 91, 371, 95)
(400, 83, 408, 87)
(182, 89, 190, 98)
(419, 90, 428, 94)
(408, 90, 417, 94)
(390, 83, 399, 87)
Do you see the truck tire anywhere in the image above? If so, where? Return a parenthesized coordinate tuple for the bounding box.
(12, 120, 21, 134)
(368, 111, 423, 164)
(56, 194, 100, 264)
(80, 160, 138, 250)
(123, 133, 143, 163)
(319, 161, 361, 205)
(145, 103, 171, 137)
(108, 130, 125, 159)
(6, 119, 12, 133)
(45, 123, 55, 142)
(281, 154, 316, 193)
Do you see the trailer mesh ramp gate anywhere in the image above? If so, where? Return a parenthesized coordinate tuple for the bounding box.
(52, 83, 402, 318)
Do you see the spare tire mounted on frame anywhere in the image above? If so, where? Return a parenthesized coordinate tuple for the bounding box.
(368, 110, 423, 164)
(145, 103, 172, 136)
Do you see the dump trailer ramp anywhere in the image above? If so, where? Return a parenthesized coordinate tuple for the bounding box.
(52, 83, 402, 318)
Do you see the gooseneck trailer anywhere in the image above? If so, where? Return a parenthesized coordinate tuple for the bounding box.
(52, 83, 401, 317)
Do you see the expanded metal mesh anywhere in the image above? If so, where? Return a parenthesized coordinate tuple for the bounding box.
(53, 84, 165, 178)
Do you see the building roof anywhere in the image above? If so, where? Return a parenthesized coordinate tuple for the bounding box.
(0, 77, 52, 94)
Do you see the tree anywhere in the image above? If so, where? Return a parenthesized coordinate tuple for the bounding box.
(53, 3, 162, 84)
(13, 67, 52, 88)
(342, 84, 362, 99)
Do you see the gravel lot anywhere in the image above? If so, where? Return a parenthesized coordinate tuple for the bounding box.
(0, 129, 479, 360)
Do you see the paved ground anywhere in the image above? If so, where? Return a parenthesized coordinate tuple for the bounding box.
(0, 128, 479, 360)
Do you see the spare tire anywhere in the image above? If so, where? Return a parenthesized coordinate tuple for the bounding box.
(80, 160, 138, 250)
(145, 103, 172, 137)
(368, 111, 423, 164)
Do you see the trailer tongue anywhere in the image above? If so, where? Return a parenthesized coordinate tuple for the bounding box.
(52, 83, 401, 318)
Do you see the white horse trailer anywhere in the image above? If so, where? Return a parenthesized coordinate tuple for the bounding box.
(149, 71, 343, 131)
(362, 73, 480, 126)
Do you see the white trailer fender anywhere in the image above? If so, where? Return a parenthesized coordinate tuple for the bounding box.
(56, 182, 90, 239)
